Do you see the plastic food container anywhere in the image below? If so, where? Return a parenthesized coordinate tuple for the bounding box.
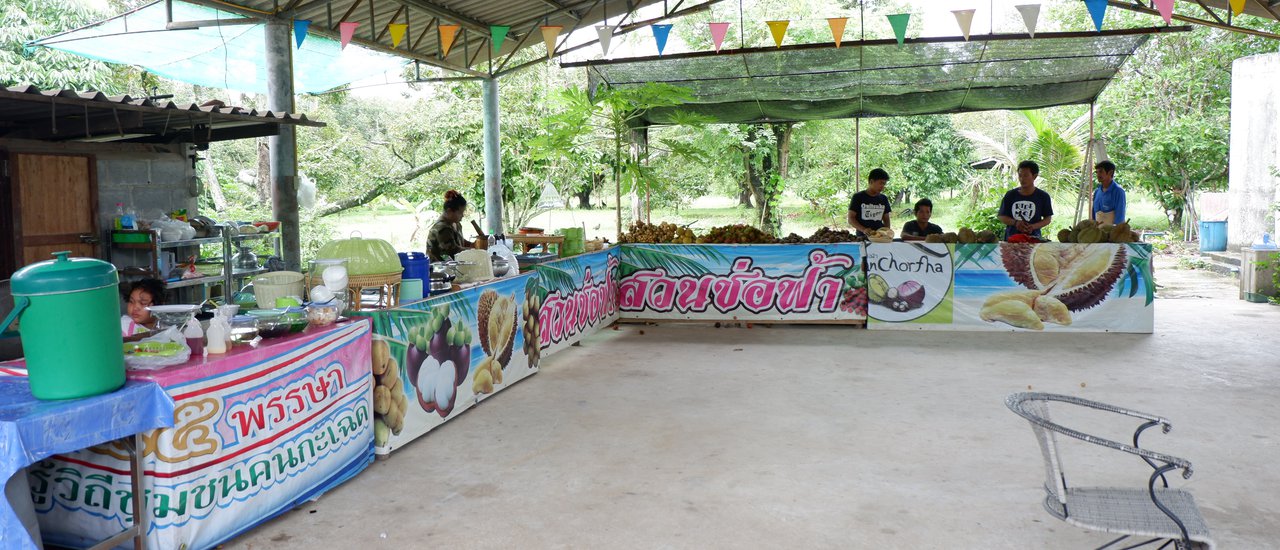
(306, 303, 340, 326)
(229, 315, 259, 343)
(247, 309, 290, 339)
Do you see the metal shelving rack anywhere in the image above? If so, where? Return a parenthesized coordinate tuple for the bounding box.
(109, 225, 282, 303)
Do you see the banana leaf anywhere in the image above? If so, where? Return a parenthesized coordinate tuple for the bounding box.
(618, 246, 719, 278)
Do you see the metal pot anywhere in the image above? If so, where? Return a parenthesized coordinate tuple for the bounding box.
(491, 254, 510, 277)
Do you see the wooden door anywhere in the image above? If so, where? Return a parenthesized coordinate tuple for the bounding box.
(11, 153, 99, 268)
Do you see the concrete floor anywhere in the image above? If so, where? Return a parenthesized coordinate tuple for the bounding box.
(230, 264, 1280, 549)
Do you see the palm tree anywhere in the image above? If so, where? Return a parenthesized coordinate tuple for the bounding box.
(962, 110, 1092, 210)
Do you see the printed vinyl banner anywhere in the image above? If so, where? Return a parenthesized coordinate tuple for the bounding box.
(618, 244, 867, 322)
(362, 250, 619, 454)
(26, 321, 374, 550)
(866, 242, 1154, 333)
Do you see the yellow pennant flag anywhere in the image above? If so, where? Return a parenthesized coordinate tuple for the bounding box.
(388, 23, 407, 48)
(439, 24, 461, 58)
(828, 18, 848, 48)
(766, 20, 789, 48)
(1229, 0, 1246, 15)
(541, 25, 563, 59)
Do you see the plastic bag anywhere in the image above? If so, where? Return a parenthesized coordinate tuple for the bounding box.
(124, 326, 191, 370)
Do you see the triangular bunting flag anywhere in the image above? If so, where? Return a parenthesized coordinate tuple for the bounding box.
(886, 14, 910, 46)
(951, 9, 974, 40)
(1084, 0, 1108, 32)
(339, 21, 359, 50)
(1016, 4, 1041, 37)
(1154, 0, 1176, 24)
(1229, 0, 1246, 15)
(596, 25, 614, 56)
(709, 22, 730, 52)
(540, 25, 563, 60)
(388, 23, 407, 48)
(491, 25, 510, 53)
(766, 20, 789, 48)
(439, 24, 461, 58)
(294, 20, 310, 49)
(828, 18, 847, 48)
(652, 24, 673, 55)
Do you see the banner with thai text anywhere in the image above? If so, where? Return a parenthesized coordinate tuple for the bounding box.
(618, 244, 866, 322)
(866, 242, 1154, 333)
(361, 249, 619, 454)
(25, 321, 374, 549)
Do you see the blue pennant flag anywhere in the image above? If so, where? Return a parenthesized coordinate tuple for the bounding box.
(652, 24, 673, 55)
(294, 20, 311, 48)
(1084, 0, 1108, 32)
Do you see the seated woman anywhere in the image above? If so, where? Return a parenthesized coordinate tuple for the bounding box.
(427, 189, 474, 261)
(121, 278, 166, 340)
(901, 199, 944, 241)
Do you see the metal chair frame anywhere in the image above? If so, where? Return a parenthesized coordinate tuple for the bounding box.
(1006, 392, 1214, 550)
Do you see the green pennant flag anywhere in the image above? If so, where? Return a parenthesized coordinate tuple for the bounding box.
(491, 25, 510, 53)
(886, 13, 911, 46)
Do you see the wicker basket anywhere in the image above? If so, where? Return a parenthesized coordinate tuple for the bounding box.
(253, 271, 305, 307)
(342, 271, 403, 311)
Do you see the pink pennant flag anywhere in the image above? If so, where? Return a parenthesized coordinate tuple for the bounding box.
(339, 21, 359, 50)
(1154, 0, 1176, 24)
(709, 22, 730, 52)
(828, 18, 848, 48)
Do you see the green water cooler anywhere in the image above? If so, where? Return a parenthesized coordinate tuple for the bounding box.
(2, 251, 125, 400)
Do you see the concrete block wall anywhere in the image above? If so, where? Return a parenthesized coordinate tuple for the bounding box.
(1228, 52, 1280, 250)
(95, 147, 199, 240)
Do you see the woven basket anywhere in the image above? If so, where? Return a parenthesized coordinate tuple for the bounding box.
(253, 271, 305, 307)
(341, 271, 403, 311)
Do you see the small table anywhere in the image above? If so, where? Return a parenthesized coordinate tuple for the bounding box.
(0, 379, 175, 550)
(509, 234, 565, 258)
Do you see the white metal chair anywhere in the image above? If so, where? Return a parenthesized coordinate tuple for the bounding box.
(1006, 392, 1215, 550)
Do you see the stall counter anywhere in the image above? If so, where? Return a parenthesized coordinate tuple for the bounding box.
(0, 319, 374, 550)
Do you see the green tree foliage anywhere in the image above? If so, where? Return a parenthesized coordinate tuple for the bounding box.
(0, 0, 141, 90)
(881, 115, 972, 204)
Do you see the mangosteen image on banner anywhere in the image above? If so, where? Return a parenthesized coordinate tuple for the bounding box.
(866, 243, 954, 322)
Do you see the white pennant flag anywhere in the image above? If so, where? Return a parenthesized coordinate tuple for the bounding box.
(952, 9, 975, 41)
(596, 25, 615, 56)
(1016, 4, 1041, 37)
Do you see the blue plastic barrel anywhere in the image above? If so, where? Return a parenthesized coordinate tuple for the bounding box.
(398, 252, 430, 281)
(1198, 221, 1227, 252)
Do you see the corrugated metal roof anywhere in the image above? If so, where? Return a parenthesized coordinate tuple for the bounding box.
(183, 0, 721, 76)
(0, 84, 324, 143)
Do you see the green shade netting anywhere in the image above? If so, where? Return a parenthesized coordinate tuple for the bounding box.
(33, 1, 407, 94)
(583, 32, 1153, 124)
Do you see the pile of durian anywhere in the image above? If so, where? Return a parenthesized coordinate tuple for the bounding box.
(1056, 219, 1139, 244)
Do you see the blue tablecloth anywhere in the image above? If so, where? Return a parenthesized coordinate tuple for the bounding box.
(0, 378, 175, 549)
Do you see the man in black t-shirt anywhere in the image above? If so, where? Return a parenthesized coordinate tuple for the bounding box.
(901, 198, 944, 241)
(847, 168, 892, 237)
(997, 160, 1054, 240)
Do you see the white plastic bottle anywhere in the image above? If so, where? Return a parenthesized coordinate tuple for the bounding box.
(205, 320, 227, 354)
(183, 320, 205, 356)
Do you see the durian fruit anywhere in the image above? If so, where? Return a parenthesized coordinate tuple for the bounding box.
(1076, 228, 1106, 244)
(925, 234, 945, 244)
(1073, 219, 1099, 233)
(942, 232, 959, 244)
(1033, 295, 1072, 326)
(977, 230, 998, 243)
(980, 299, 1044, 330)
(1000, 243, 1127, 311)
(1097, 224, 1116, 237)
(1110, 220, 1133, 243)
(958, 227, 977, 244)
(1057, 229, 1073, 243)
(477, 290, 518, 366)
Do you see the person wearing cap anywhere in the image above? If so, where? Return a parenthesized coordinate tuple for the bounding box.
(848, 168, 892, 238)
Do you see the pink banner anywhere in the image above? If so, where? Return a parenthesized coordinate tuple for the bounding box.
(15, 322, 374, 550)
(709, 22, 730, 52)
(339, 21, 359, 49)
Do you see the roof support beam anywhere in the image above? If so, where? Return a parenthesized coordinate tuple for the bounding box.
(1106, 1, 1280, 39)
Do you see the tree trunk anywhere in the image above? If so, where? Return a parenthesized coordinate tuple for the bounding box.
(203, 151, 227, 213)
(576, 172, 600, 209)
(254, 139, 271, 203)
